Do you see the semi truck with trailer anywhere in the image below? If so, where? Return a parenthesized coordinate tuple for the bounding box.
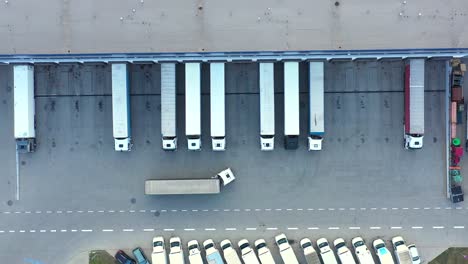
(284, 62, 300, 150)
(145, 168, 235, 195)
(185, 63, 202, 150)
(14, 65, 36, 153)
(259, 62, 275, 151)
(404, 59, 425, 149)
(210, 63, 226, 151)
(308, 61, 325, 151)
(111, 63, 132, 151)
(161, 63, 177, 150)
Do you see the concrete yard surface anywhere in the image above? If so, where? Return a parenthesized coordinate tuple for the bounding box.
(0, 0, 468, 54)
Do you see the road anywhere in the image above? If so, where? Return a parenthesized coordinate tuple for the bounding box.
(0, 59, 464, 263)
(0, 0, 468, 54)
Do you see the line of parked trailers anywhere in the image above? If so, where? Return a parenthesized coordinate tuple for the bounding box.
(114, 234, 420, 264)
(13, 59, 424, 153)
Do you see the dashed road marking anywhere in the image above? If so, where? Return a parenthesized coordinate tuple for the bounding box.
(205, 228, 216, 231)
(454, 226, 465, 229)
(143, 229, 154, 232)
(266, 227, 278, 231)
(123, 229, 134, 232)
(81, 229, 93, 232)
(164, 228, 174, 231)
(225, 228, 237, 231)
(432, 226, 444, 229)
(308, 227, 319, 230)
(246, 228, 257, 231)
(411, 226, 423, 229)
(102, 229, 114, 232)
(349, 227, 360, 230)
(328, 227, 340, 230)
(391, 227, 402, 230)
(60, 230, 67, 232)
(184, 228, 195, 231)
(287, 227, 298, 230)
(370, 227, 381, 230)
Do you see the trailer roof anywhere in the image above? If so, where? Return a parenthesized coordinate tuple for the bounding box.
(111, 64, 130, 138)
(185, 63, 201, 136)
(284, 62, 300, 135)
(259, 63, 275, 135)
(210, 63, 225, 137)
(161, 63, 177, 137)
(13, 65, 35, 138)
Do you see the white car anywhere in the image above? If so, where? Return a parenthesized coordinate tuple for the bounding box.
(275, 234, 299, 264)
(408, 244, 421, 264)
(169, 237, 185, 264)
(188, 240, 203, 264)
(255, 239, 276, 264)
(317, 238, 338, 264)
(152, 236, 168, 264)
(238, 239, 261, 264)
(221, 239, 242, 264)
(333, 238, 356, 264)
(351, 237, 375, 264)
(372, 239, 394, 264)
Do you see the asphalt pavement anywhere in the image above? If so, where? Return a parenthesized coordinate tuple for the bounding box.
(0, 59, 464, 264)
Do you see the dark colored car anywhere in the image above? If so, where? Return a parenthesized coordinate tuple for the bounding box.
(132, 247, 150, 264)
(115, 250, 136, 264)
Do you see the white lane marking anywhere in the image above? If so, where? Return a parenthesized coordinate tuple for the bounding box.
(129, 210, 135, 213)
(391, 227, 402, 229)
(256, 209, 263, 211)
(266, 227, 278, 231)
(370, 227, 381, 230)
(411, 226, 423, 229)
(71, 230, 77, 232)
(29, 230, 36, 233)
(423, 207, 431, 210)
(161, 210, 167, 212)
(81, 229, 93, 232)
(234, 209, 240, 212)
(19, 230, 25, 233)
(123, 229, 134, 232)
(181, 210, 187, 212)
(445, 207, 452, 210)
(245, 209, 251, 212)
(392, 208, 398, 210)
(338, 208, 345, 211)
(184, 228, 195, 231)
(307, 208, 314, 211)
(456, 207, 463, 210)
(225, 228, 237, 231)
(35, 211, 41, 214)
(223, 209, 231, 212)
(297, 208, 303, 211)
(328, 227, 340, 230)
(413, 208, 420, 210)
(140, 210, 146, 213)
(164, 229, 174, 231)
(202, 209, 209, 212)
(67, 211, 73, 213)
(433, 226, 445, 229)
(381, 208, 388, 210)
(40, 230, 46, 233)
(102, 229, 114, 232)
(349, 227, 360, 230)
(286, 208, 293, 211)
(14, 211, 21, 214)
(9, 230, 15, 233)
(77, 210, 84, 213)
(213, 209, 219, 212)
(328, 208, 335, 211)
(308, 227, 319, 230)
(205, 228, 216, 231)
(275, 209, 282, 211)
(402, 208, 409, 210)
(0, 230, 4, 233)
(143, 229, 154, 232)
(454, 226, 465, 229)
(371, 208, 377, 210)
(318, 208, 325, 211)
(287, 227, 299, 230)
(119, 210, 126, 213)
(25, 211, 31, 214)
(360, 208, 366, 211)
(46, 211, 52, 214)
(171, 210, 177, 212)
(50, 230, 56, 233)
(150, 210, 157, 213)
(246, 228, 257, 231)
(192, 209, 199, 212)
(108, 210, 115, 213)
(98, 210, 105, 213)
(88, 210, 94, 213)
(434, 207, 441, 210)
(60, 230, 67, 232)
(3, 212, 10, 214)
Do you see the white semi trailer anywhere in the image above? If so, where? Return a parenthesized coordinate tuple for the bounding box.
(185, 63, 202, 150)
(308, 62, 325, 151)
(210, 63, 226, 151)
(404, 59, 425, 149)
(259, 62, 275, 151)
(284, 62, 300, 150)
(161, 63, 177, 150)
(111, 63, 132, 151)
(14, 65, 36, 153)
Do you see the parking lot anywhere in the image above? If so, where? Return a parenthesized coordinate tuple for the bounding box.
(0, 59, 465, 263)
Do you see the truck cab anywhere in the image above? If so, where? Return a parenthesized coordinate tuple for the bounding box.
(187, 137, 201, 151)
(255, 239, 276, 264)
(188, 240, 203, 264)
(351, 237, 374, 264)
(404, 134, 423, 149)
(212, 137, 226, 151)
(220, 239, 242, 264)
(16, 138, 36, 153)
(391, 236, 412, 264)
(169, 237, 185, 264)
(333, 238, 356, 264)
(308, 136, 323, 151)
(317, 238, 338, 264)
(115, 138, 132, 152)
(162, 137, 177, 150)
(261, 136, 275, 151)
(152, 236, 168, 264)
(203, 239, 225, 264)
(238, 239, 261, 264)
(275, 234, 299, 264)
(300, 238, 321, 264)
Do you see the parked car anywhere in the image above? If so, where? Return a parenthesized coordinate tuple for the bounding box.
(255, 239, 276, 264)
(238, 239, 261, 264)
(170, 237, 185, 264)
(316, 238, 338, 264)
(333, 238, 356, 264)
(372, 239, 395, 264)
(275, 234, 299, 264)
(351, 237, 374, 264)
(188, 240, 204, 264)
(152, 236, 168, 264)
(220, 239, 242, 264)
(132, 247, 150, 264)
(408, 244, 421, 264)
(115, 250, 136, 264)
